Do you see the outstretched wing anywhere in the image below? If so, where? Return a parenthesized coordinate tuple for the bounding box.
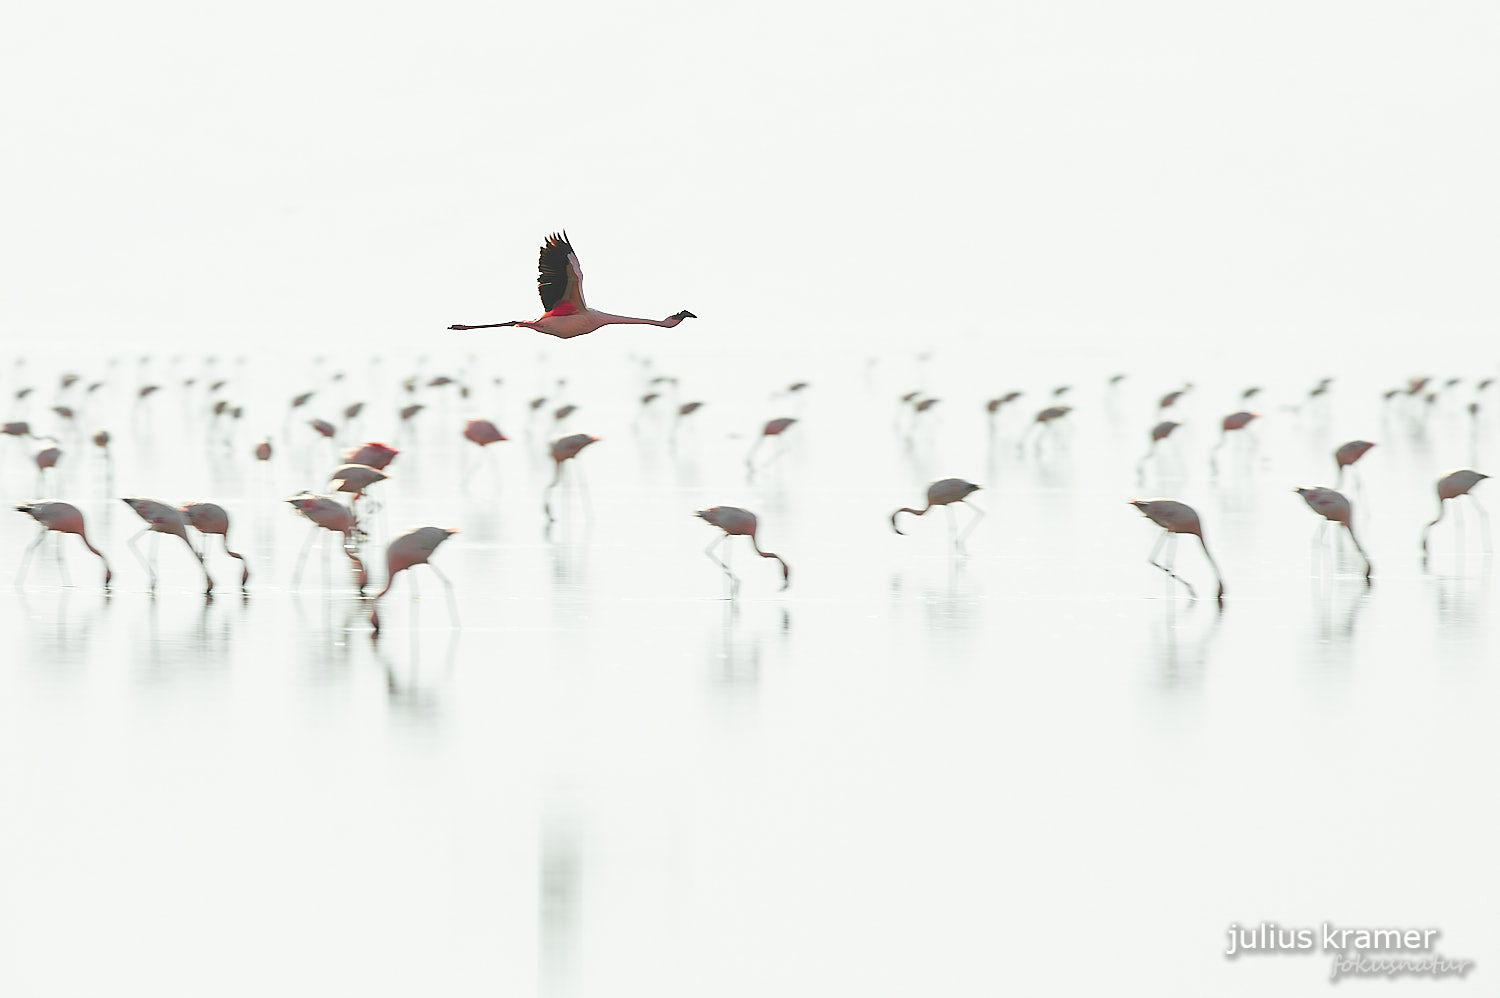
(537, 231, 586, 312)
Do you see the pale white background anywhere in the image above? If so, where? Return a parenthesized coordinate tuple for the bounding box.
(1, 2, 1498, 996)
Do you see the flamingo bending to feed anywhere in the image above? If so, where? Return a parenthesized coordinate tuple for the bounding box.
(1210, 411, 1259, 474)
(449, 232, 696, 338)
(285, 493, 367, 593)
(891, 479, 985, 554)
(695, 506, 789, 597)
(1334, 440, 1375, 487)
(14, 501, 112, 590)
(181, 501, 250, 590)
(545, 433, 599, 523)
(329, 464, 389, 505)
(122, 497, 213, 594)
(369, 527, 460, 634)
(1138, 420, 1181, 482)
(463, 419, 507, 446)
(747, 417, 797, 473)
(1129, 499, 1225, 602)
(343, 441, 398, 470)
(1420, 470, 1490, 567)
(1295, 487, 1371, 581)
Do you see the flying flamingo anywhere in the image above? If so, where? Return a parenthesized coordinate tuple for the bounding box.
(1210, 411, 1259, 474)
(369, 526, 460, 634)
(545, 433, 599, 523)
(285, 493, 367, 593)
(121, 497, 214, 594)
(14, 501, 111, 589)
(890, 479, 985, 554)
(747, 417, 797, 474)
(1420, 470, 1490, 567)
(1294, 487, 1371, 581)
(254, 439, 272, 461)
(695, 506, 789, 597)
(1129, 499, 1225, 602)
(1137, 420, 1182, 483)
(180, 501, 250, 590)
(1333, 440, 1375, 487)
(449, 232, 696, 338)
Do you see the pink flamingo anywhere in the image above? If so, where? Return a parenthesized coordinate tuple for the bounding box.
(369, 527, 460, 634)
(343, 441, 398, 470)
(695, 506, 789, 596)
(1210, 411, 1259, 474)
(328, 464, 389, 523)
(462, 419, 508, 487)
(122, 497, 213, 594)
(1138, 420, 1182, 482)
(747, 417, 797, 473)
(181, 501, 250, 590)
(891, 479, 985, 554)
(1334, 440, 1375, 487)
(1295, 487, 1371, 581)
(449, 232, 695, 338)
(463, 419, 507, 446)
(1020, 405, 1071, 451)
(1129, 499, 1225, 602)
(1420, 470, 1489, 567)
(285, 493, 367, 593)
(545, 433, 599, 523)
(14, 501, 112, 589)
(34, 442, 61, 492)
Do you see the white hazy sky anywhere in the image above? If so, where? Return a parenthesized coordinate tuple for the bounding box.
(4, 1, 1497, 368)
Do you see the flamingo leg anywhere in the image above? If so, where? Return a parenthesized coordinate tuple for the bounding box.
(957, 501, 985, 551)
(704, 535, 736, 598)
(182, 534, 212, 595)
(127, 527, 157, 590)
(945, 503, 957, 554)
(16, 528, 47, 586)
(291, 525, 319, 588)
(1137, 440, 1157, 485)
(428, 563, 459, 628)
(54, 532, 71, 586)
(1471, 496, 1491, 554)
(1421, 500, 1446, 568)
(1148, 531, 1197, 599)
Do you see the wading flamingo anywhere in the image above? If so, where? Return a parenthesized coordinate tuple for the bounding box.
(14, 501, 111, 589)
(545, 433, 599, 523)
(695, 506, 789, 596)
(449, 232, 696, 338)
(1295, 487, 1371, 581)
(343, 441, 398, 470)
(181, 501, 250, 590)
(285, 493, 367, 593)
(1210, 411, 1259, 474)
(1334, 440, 1375, 487)
(1129, 499, 1224, 602)
(1420, 470, 1490, 567)
(891, 479, 985, 554)
(747, 417, 797, 473)
(1138, 420, 1181, 482)
(370, 527, 460, 634)
(122, 497, 213, 594)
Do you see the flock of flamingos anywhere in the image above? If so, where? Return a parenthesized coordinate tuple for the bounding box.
(4, 234, 1494, 628)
